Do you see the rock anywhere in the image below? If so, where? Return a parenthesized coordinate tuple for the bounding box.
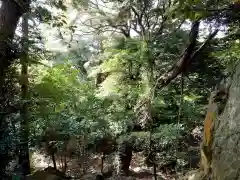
(43, 167, 66, 178)
(26, 167, 70, 180)
(26, 170, 62, 180)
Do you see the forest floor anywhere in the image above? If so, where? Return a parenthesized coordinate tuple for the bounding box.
(129, 152, 176, 180)
(31, 151, 179, 180)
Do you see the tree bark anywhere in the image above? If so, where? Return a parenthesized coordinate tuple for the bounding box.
(19, 13, 31, 176)
(0, 0, 30, 175)
(211, 63, 240, 180)
(0, 0, 30, 96)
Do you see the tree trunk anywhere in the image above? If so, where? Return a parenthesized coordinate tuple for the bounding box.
(51, 152, 57, 170)
(118, 140, 133, 176)
(0, 0, 30, 175)
(0, 0, 30, 102)
(19, 13, 31, 176)
(211, 63, 240, 180)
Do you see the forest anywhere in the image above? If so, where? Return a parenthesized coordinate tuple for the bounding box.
(0, 0, 240, 180)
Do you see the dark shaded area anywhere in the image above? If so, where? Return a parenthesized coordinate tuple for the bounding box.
(96, 174, 104, 180)
(129, 170, 153, 178)
(118, 140, 133, 176)
(0, 0, 30, 176)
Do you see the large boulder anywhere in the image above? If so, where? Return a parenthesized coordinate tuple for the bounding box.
(211, 65, 240, 180)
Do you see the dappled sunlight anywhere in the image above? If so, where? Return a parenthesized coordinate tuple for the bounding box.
(31, 151, 51, 170)
(30, 150, 179, 179)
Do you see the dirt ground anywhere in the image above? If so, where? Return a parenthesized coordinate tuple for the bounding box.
(31, 151, 180, 180)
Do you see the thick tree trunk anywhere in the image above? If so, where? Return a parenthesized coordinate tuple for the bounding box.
(0, 0, 30, 175)
(211, 63, 240, 180)
(0, 0, 30, 95)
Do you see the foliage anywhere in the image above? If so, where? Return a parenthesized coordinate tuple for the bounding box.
(29, 62, 134, 147)
(0, 64, 21, 176)
(2, 0, 240, 177)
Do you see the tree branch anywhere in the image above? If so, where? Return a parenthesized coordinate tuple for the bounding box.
(131, 6, 146, 36)
(190, 29, 219, 61)
(120, 28, 130, 37)
(155, 20, 218, 89)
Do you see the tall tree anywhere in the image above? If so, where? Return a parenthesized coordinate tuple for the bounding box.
(0, 0, 31, 175)
(19, 13, 31, 176)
